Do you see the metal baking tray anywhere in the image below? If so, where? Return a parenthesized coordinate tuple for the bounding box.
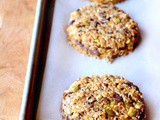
(20, 0, 55, 119)
(20, 0, 160, 119)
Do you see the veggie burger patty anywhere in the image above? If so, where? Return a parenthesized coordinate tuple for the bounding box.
(61, 75, 146, 120)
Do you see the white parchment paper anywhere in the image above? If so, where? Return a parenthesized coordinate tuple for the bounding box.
(37, 0, 160, 119)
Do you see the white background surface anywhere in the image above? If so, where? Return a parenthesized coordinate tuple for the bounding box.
(37, 0, 160, 119)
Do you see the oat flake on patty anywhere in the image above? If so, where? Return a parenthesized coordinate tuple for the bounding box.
(67, 5, 140, 63)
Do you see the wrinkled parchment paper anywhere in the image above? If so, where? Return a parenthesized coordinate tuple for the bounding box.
(37, 0, 160, 119)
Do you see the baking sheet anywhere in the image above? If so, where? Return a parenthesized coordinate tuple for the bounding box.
(36, 0, 160, 119)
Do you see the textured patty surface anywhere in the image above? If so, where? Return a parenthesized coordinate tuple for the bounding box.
(67, 5, 140, 63)
(61, 75, 146, 120)
(90, 0, 125, 4)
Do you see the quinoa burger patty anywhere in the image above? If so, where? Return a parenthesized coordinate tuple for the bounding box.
(61, 75, 146, 120)
(67, 5, 140, 63)
(90, 0, 125, 5)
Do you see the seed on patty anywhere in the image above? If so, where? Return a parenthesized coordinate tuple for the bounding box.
(67, 5, 140, 63)
(61, 75, 146, 120)
(128, 107, 137, 117)
(135, 102, 143, 109)
(70, 81, 80, 92)
(106, 109, 115, 116)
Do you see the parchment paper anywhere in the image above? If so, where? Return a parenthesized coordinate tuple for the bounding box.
(37, 0, 160, 119)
